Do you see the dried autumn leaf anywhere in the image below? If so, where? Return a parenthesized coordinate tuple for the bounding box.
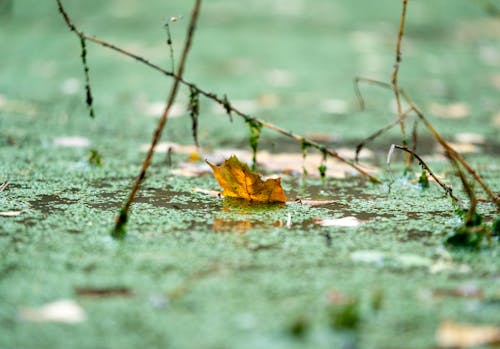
(207, 155, 286, 203)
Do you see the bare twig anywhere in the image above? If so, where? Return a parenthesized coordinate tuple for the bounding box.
(356, 0, 411, 169)
(392, 0, 409, 158)
(354, 77, 396, 111)
(400, 91, 500, 209)
(353, 76, 499, 209)
(390, 145, 459, 203)
(56, 0, 380, 184)
(79, 37, 95, 118)
(410, 118, 418, 158)
(354, 107, 413, 162)
(114, 0, 202, 237)
(164, 21, 175, 72)
(445, 151, 477, 224)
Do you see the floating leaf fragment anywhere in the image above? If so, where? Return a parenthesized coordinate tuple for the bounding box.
(19, 299, 86, 324)
(265, 69, 296, 87)
(192, 187, 220, 197)
(141, 101, 185, 118)
(436, 321, 500, 348)
(453, 133, 485, 144)
(0, 211, 22, 217)
(60, 78, 81, 95)
(207, 155, 286, 203)
(314, 216, 361, 227)
(53, 136, 90, 148)
(139, 141, 199, 154)
(350, 250, 385, 266)
(320, 98, 348, 114)
(294, 199, 336, 206)
(430, 102, 470, 119)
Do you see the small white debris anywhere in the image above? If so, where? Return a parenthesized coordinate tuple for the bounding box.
(53, 136, 90, 148)
(320, 98, 348, 114)
(429, 102, 470, 119)
(20, 299, 86, 324)
(286, 213, 292, 229)
(351, 250, 385, 266)
(265, 69, 296, 88)
(60, 78, 81, 95)
(139, 141, 198, 154)
(0, 211, 22, 217)
(453, 133, 485, 144)
(315, 216, 361, 227)
(143, 101, 185, 118)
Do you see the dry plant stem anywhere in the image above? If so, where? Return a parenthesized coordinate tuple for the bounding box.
(393, 145, 459, 203)
(164, 23, 175, 72)
(56, 0, 379, 184)
(354, 77, 396, 111)
(411, 119, 418, 155)
(445, 151, 477, 224)
(400, 91, 500, 209)
(392, 0, 409, 150)
(354, 76, 499, 208)
(117, 0, 202, 228)
(354, 107, 413, 162)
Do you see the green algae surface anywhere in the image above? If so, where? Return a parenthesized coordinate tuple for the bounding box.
(1, 1, 499, 348)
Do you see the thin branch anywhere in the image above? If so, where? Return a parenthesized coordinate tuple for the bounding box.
(114, 0, 202, 236)
(408, 117, 419, 165)
(164, 21, 175, 73)
(56, 0, 380, 184)
(79, 37, 95, 118)
(391, 145, 459, 203)
(353, 77, 394, 111)
(445, 151, 477, 225)
(353, 75, 499, 209)
(354, 107, 413, 162)
(400, 90, 500, 209)
(392, 0, 409, 154)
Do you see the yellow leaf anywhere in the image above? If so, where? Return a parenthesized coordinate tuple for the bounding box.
(207, 155, 286, 203)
